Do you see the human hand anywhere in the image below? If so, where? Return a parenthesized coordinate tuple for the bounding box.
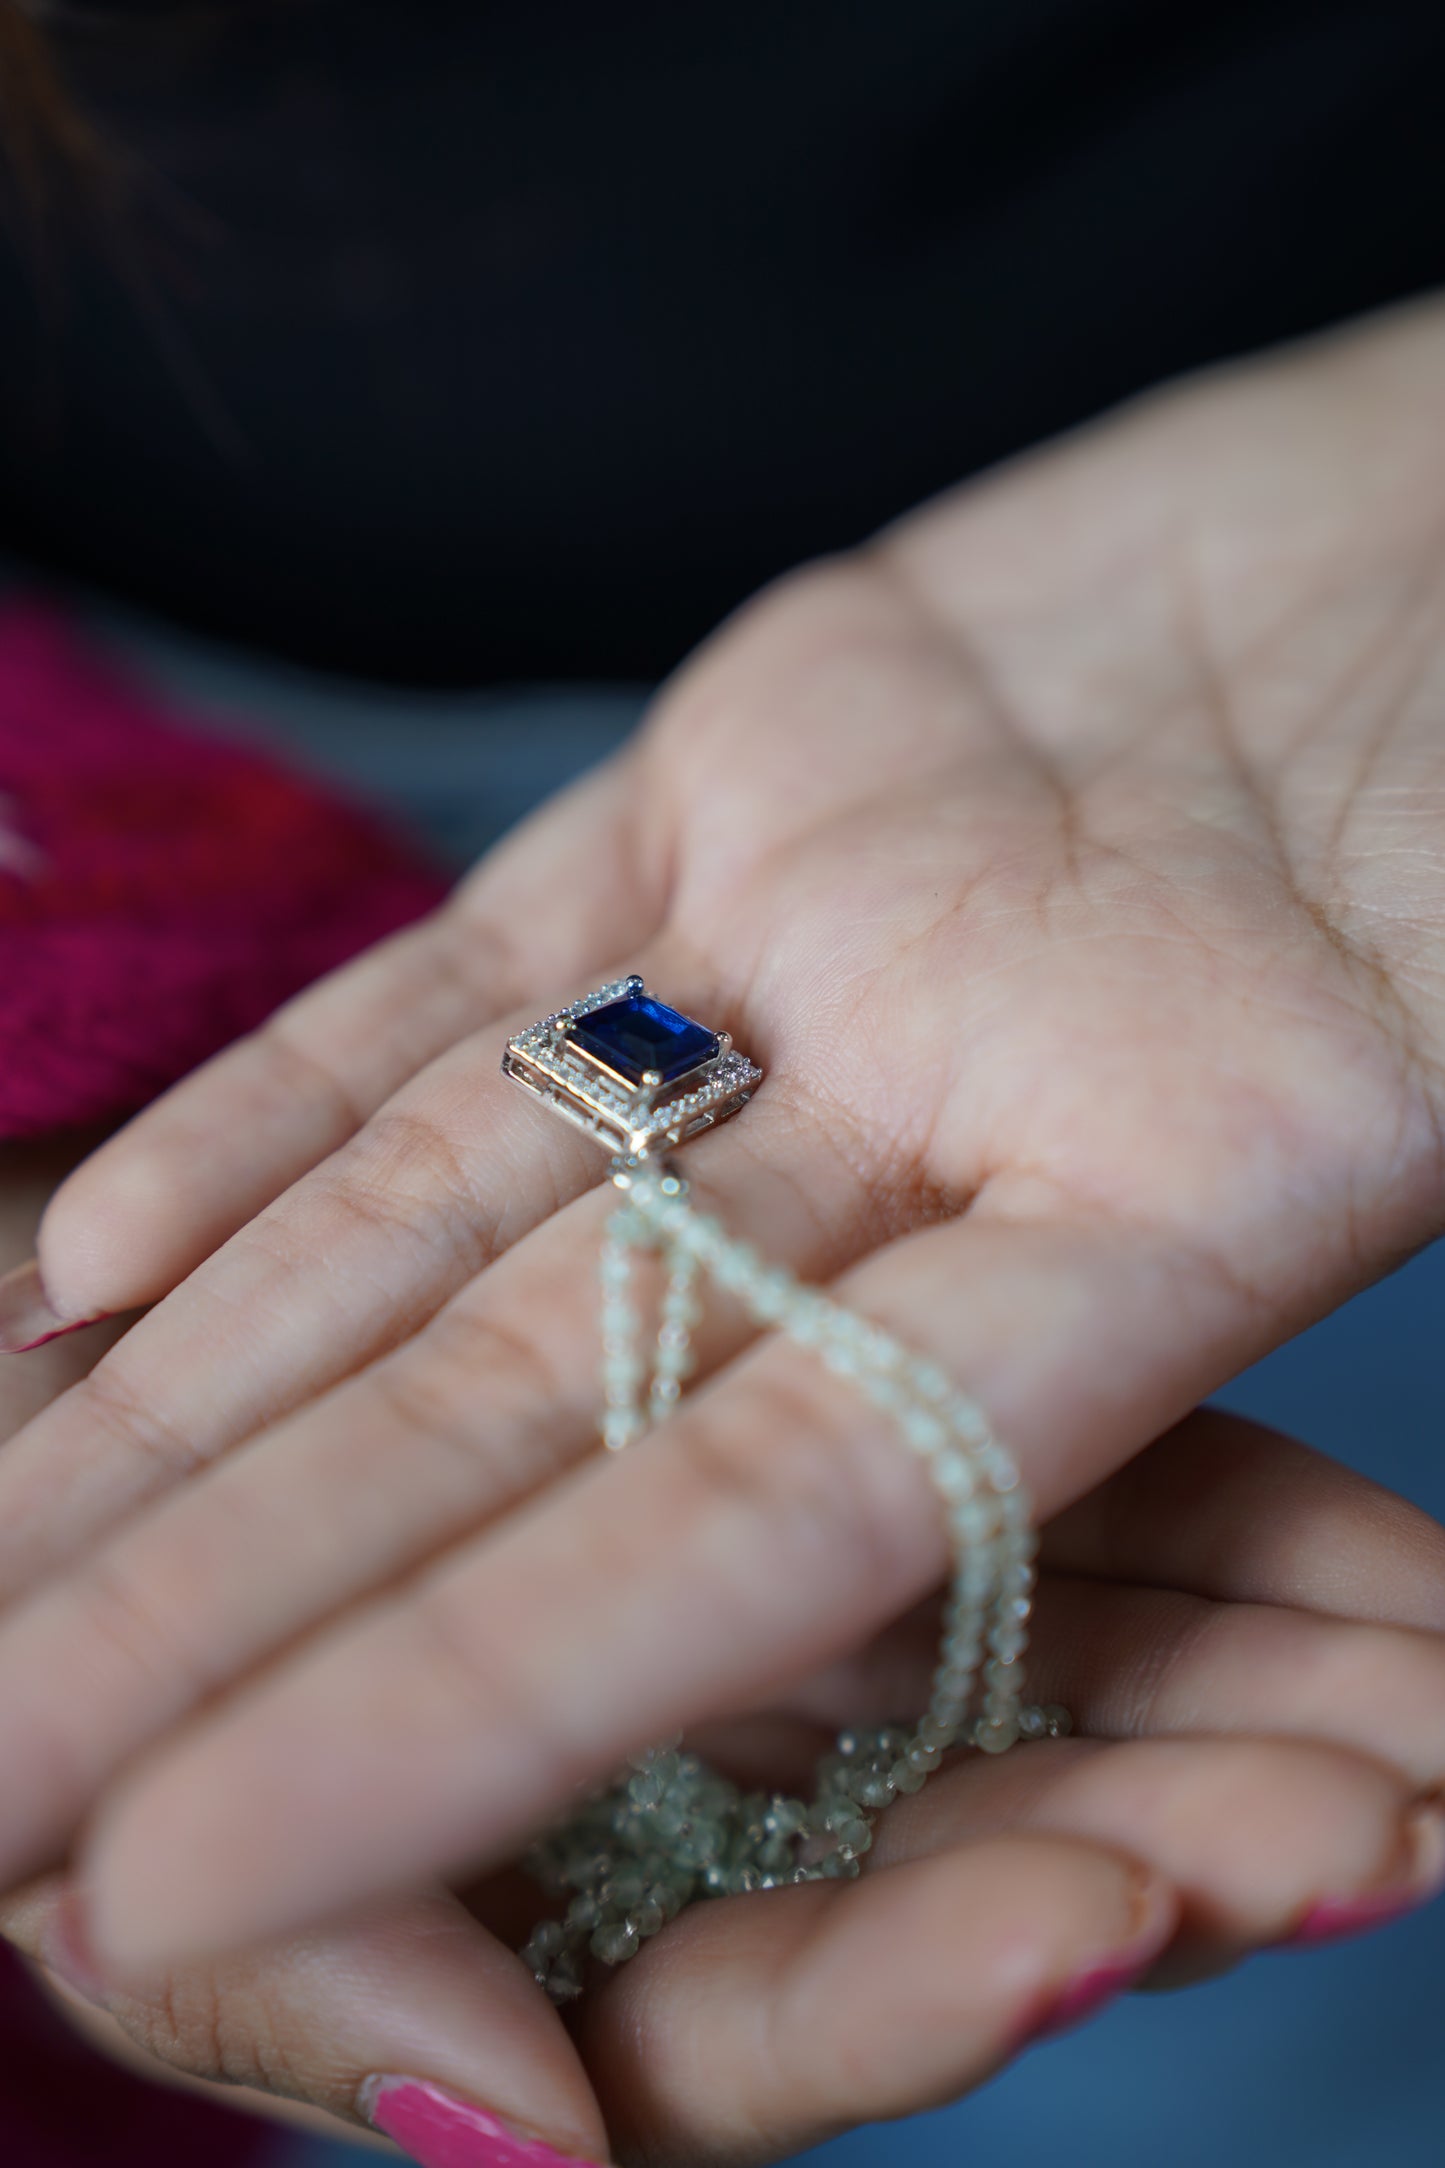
(0, 1136, 126, 1433)
(1, 295, 1444, 2005)
(3, 1415, 1443, 2164)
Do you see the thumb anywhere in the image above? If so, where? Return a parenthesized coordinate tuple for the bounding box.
(1, 1877, 608, 2168)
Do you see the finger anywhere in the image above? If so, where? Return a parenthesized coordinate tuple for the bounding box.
(0, 1101, 870, 1899)
(1042, 1407, 1445, 1633)
(0, 1138, 134, 1444)
(0, 1002, 603, 1598)
(580, 1836, 1173, 2166)
(866, 1734, 1445, 1965)
(0, 1109, 1130, 1898)
(26, 1981, 391, 2152)
(78, 1191, 1305, 1967)
(1, 1877, 609, 2167)
(1024, 1574, 1445, 1788)
(0, 924, 790, 1600)
(780, 1550, 1445, 1792)
(586, 1735, 1439, 2163)
(0, 1026, 888, 1611)
(19, 753, 657, 1333)
(0, 1101, 878, 1880)
(6, 1377, 1442, 1949)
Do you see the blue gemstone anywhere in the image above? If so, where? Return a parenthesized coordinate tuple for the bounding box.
(572, 995, 718, 1086)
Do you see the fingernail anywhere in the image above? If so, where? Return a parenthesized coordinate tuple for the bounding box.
(1279, 1801, 1445, 1950)
(0, 1259, 105, 1353)
(363, 2079, 606, 2168)
(1019, 1949, 1157, 2044)
(1016, 1871, 1173, 2049)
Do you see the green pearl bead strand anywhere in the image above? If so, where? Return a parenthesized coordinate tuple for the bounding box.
(521, 1163, 1069, 2003)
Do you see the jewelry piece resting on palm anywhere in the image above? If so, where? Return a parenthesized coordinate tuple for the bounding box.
(504, 983, 1066, 2003)
(502, 975, 760, 1161)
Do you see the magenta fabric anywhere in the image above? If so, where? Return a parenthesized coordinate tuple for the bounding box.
(0, 597, 449, 1141)
(0, 1945, 273, 2165)
(0, 599, 445, 2140)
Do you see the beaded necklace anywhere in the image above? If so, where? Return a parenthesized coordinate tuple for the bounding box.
(519, 1163, 1066, 2004)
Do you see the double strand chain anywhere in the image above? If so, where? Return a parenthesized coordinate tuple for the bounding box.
(520, 1164, 1067, 2003)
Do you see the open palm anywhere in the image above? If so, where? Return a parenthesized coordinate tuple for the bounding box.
(2, 298, 1445, 2158)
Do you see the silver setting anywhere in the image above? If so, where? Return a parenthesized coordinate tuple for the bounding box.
(503, 976, 761, 1159)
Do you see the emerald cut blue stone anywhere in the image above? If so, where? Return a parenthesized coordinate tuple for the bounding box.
(572, 995, 718, 1086)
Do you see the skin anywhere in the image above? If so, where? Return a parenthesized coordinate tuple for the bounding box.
(4, 296, 1445, 2155)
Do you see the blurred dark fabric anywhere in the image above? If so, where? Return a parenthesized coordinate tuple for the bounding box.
(0, 0, 1442, 684)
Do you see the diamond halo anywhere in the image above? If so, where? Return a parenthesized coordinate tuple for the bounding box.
(502, 976, 762, 1160)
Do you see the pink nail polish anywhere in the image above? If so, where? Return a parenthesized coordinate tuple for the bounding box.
(1280, 1886, 1438, 1949)
(1280, 1804, 1445, 1950)
(365, 2079, 605, 2168)
(1018, 1951, 1156, 2047)
(0, 1258, 105, 1353)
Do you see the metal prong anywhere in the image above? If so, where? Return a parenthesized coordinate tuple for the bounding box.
(715, 1031, 733, 1060)
(641, 1069, 664, 1089)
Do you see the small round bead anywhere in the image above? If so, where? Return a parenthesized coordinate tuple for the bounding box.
(712, 1241, 763, 1292)
(746, 1268, 796, 1322)
(784, 1296, 834, 1346)
(908, 1360, 953, 1403)
(901, 1408, 947, 1454)
(944, 1394, 990, 1442)
(917, 1712, 956, 1749)
(678, 1214, 726, 1261)
(591, 1919, 641, 1964)
(822, 1341, 864, 1378)
(932, 1452, 976, 1500)
(821, 1850, 861, 1878)
(950, 1499, 1002, 1545)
